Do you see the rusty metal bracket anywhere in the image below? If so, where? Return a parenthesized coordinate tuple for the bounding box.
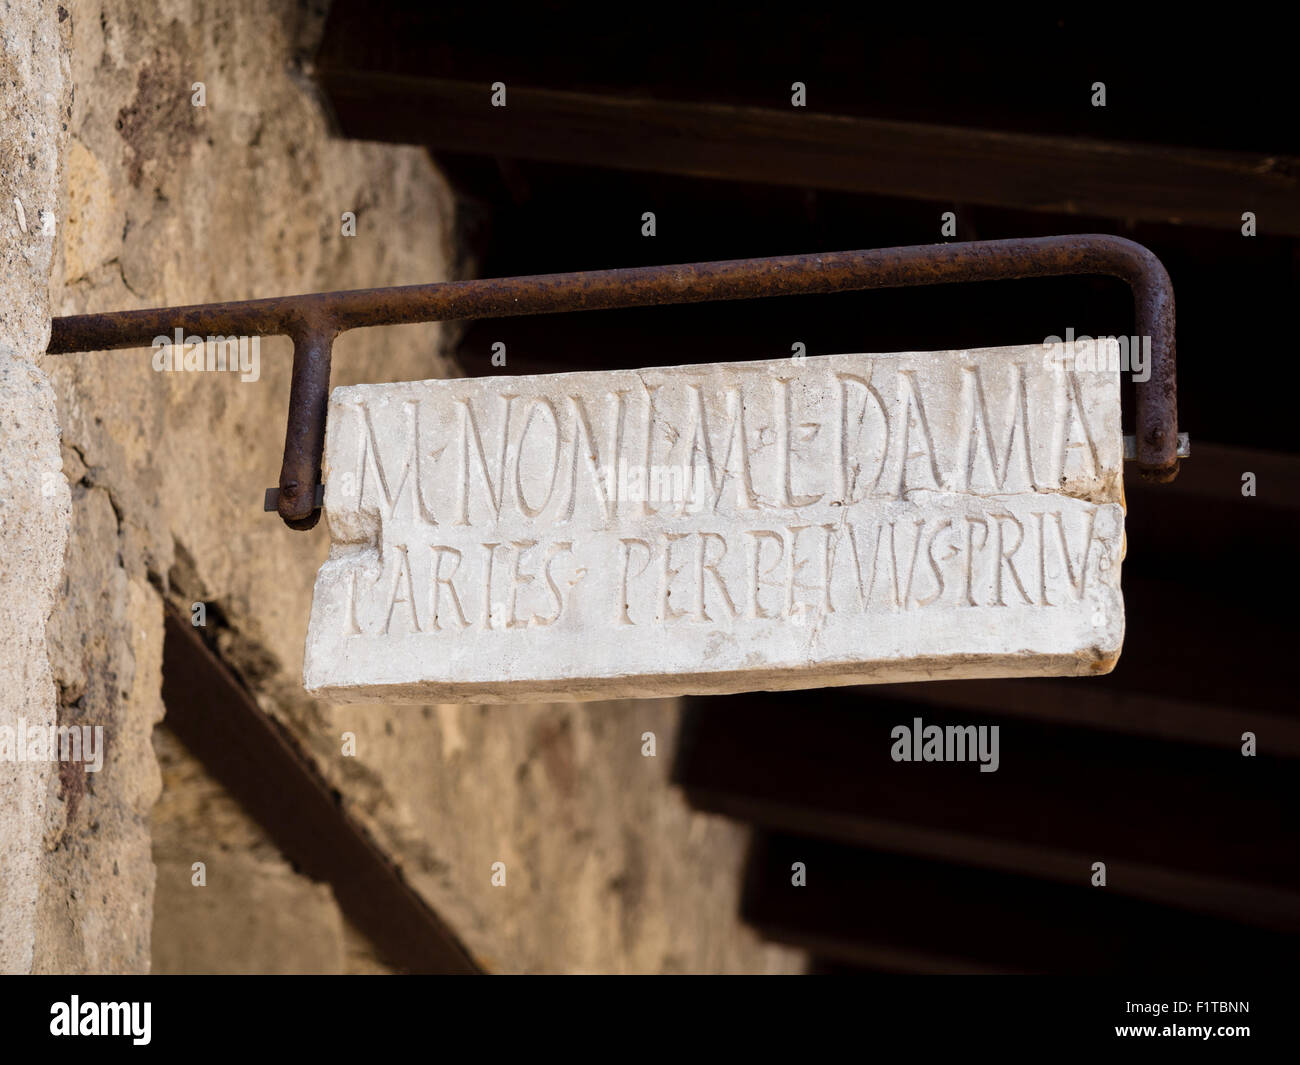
(46, 234, 1180, 530)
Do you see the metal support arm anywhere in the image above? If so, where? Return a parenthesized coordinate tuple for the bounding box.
(47, 235, 1180, 530)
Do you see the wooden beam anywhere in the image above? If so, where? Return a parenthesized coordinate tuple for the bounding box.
(1127, 441, 1300, 508)
(677, 695, 1300, 930)
(317, 72, 1300, 235)
(882, 678, 1300, 758)
(160, 607, 482, 974)
(742, 833, 1300, 973)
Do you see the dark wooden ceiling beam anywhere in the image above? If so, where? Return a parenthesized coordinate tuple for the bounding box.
(677, 695, 1300, 930)
(882, 678, 1300, 759)
(742, 833, 1300, 974)
(316, 72, 1300, 236)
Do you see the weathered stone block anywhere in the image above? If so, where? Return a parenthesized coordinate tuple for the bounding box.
(305, 344, 1125, 702)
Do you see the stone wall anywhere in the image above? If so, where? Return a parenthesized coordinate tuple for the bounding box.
(0, 0, 799, 974)
(0, 0, 72, 975)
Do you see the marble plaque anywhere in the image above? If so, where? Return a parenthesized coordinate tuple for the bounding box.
(303, 343, 1125, 702)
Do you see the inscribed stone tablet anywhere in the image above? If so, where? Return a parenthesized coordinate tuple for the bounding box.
(303, 343, 1125, 702)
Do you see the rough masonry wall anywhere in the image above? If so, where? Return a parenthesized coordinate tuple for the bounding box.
(0, 0, 72, 975)
(19, 0, 796, 973)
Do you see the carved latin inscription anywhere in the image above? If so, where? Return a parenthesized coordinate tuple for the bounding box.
(304, 344, 1125, 702)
